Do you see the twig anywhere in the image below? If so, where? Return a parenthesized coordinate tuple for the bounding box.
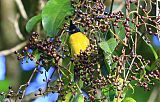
(134, 0, 140, 54)
(9, 14, 25, 40)
(124, 56, 136, 81)
(14, 0, 28, 20)
(21, 68, 37, 101)
(109, 0, 116, 34)
(0, 41, 27, 56)
(109, 0, 114, 14)
(116, 1, 129, 102)
(75, 83, 82, 94)
(109, 29, 127, 46)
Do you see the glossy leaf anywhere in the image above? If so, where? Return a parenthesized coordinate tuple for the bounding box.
(62, 92, 72, 102)
(42, 0, 74, 37)
(125, 86, 151, 102)
(136, 39, 157, 72)
(26, 14, 42, 33)
(128, 83, 134, 94)
(99, 38, 118, 54)
(101, 62, 110, 77)
(99, 38, 118, 77)
(147, 44, 158, 60)
(123, 97, 136, 102)
(78, 94, 84, 102)
(70, 94, 77, 102)
(137, 32, 158, 61)
(102, 85, 116, 102)
(149, 59, 160, 71)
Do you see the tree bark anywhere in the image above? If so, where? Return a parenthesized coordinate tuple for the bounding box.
(0, 0, 21, 90)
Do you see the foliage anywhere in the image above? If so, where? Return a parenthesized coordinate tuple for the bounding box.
(1, 0, 160, 102)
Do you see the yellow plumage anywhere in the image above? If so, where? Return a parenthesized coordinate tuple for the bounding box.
(69, 32, 90, 56)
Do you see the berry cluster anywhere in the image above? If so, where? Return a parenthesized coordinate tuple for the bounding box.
(69, 0, 159, 101)
(16, 32, 66, 72)
(72, 39, 107, 100)
(1, 0, 159, 102)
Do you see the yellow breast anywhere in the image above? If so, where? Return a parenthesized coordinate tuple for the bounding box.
(69, 32, 90, 56)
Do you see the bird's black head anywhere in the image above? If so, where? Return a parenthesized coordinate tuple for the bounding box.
(69, 20, 80, 34)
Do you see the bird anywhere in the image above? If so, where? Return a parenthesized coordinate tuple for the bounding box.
(68, 20, 90, 56)
(68, 20, 90, 82)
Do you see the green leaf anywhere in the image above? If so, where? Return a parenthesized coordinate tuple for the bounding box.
(70, 94, 77, 102)
(102, 85, 116, 102)
(42, 0, 74, 37)
(99, 38, 118, 54)
(137, 32, 158, 61)
(26, 14, 42, 33)
(140, 69, 146, 79)
(113, 98, 122, 102)
(117, 23, 126, 40)
(69, 62, 74, 81)
(145, 65, 152, 71)
(93, 99, 101, 102)
(101, 62, 110, 76)
(62, 92, 72, 102)
(78, 94, 84, 102)
(0, 80, 10, 92)
(78, 79, 83, 88)
(99, 38, 118, 77)
(0, 80, 10, 101)
(128, 83, 134, 94)
(123, 97, 136, 102)
(148, 44, 158, 60)
(125, 86, 151, 102)
(144, 40, 158, 59)
(149, 59, 160, 71)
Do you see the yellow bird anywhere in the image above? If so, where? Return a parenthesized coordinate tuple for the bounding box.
(69, 20, 90, 56)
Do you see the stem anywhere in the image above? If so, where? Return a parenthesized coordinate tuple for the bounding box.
(0, 41, 27, 56)
(21, 68, 37, 101)
(109, 29, 127, 46)
(109, 0, 114, 14)
(124, 56, 136, 81)
(76, 83, 82, 94)
(14, 0, 28, 19)
(135, 0, 140, 54)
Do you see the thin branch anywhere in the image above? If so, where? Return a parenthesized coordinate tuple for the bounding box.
(21, 68, 37, 101)
(109, 29, 127, 46)
(14, 0, 28, 20)
(9, 14, 25, 40)
(134, 0, 140, 54)
(109, 0, 114, 14)
(0, 41, 27, 56)
(124, 56, 136, 81)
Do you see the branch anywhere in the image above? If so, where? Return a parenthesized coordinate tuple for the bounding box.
(21, 68, 37, 101)
(9, 14, 25, 40)
(0, 41, 27, 56)
(109, 0, 114, 14)
(14, 0, 28, 20)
